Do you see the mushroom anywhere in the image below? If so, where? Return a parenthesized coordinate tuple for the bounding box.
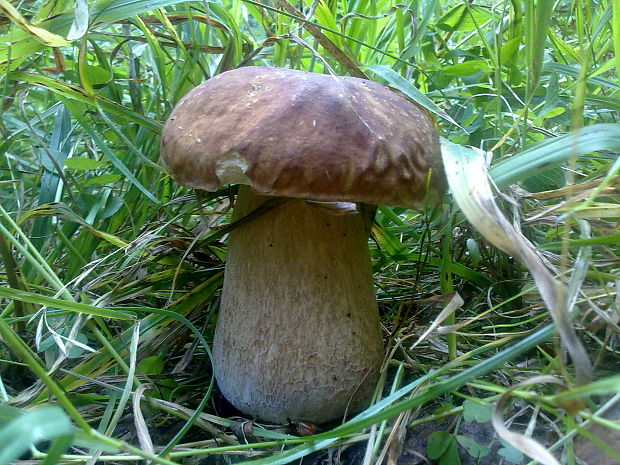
(160, 66, 445, 424)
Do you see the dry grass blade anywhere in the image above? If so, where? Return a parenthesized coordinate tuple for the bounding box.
(492, 375, 565, 465)
(378, 409, 411, 465)
(409, 292, 464, 350)
(441, 140, 593, 385)
(133, 383, 155, 457)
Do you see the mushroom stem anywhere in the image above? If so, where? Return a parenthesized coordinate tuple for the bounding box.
(213, 185, 384, 423)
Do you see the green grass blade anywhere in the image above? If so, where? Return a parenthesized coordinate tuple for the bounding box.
(28, 106, 72, 255)
(80, 122, 160, 203)
(365, 64, 460, 127)
(524, 0, 555, 96)
(0, 286, 135, 319)
(490, 124, 620, 188)
(614, 0, 620, 80)
(8, 73, 162, 132)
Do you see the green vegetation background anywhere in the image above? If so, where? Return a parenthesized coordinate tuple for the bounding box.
(0, 1, 619, 464)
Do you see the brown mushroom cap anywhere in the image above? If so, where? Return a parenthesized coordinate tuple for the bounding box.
(160, 66, 445, 208)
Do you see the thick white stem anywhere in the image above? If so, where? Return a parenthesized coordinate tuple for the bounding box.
(213, 186, 384, 423)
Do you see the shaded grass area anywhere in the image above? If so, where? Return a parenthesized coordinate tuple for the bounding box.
(0, 1, 619, 464)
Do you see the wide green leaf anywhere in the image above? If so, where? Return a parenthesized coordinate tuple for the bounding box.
(0, 406, 72, 465)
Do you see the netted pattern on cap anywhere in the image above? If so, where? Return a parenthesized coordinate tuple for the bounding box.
(160, 66, 445, 208)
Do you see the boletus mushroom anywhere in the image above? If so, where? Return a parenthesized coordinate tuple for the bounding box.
(160, 66, 445, 424)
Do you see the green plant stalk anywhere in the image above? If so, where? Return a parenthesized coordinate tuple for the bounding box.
(95, 103, 161, 170)
(34, 452, 178, 463)
(0, 233, 27, 328)
(169, 433, 372, 459)
(36, 434, 349, 463)
(520, 0, 555, 146)
(87, 319, 138, 383)
(6, 73, 162, 133)
(571, 50, 590, 132)
(35, 281, 220, 402)
(465, 3, 498, 70)
(369, 363, 404, 462)
(0, 30, 10, 121)
(0, 317, 91, 431)
(40, 434, 73, 465)
(544, 374, 620, 403)
(482, 311, 548, 329)
(489, 124, 620, 188)
(0, 205, 67, 294)
(525, 0, 555, 98)
(359, 357, 388, 464)
(492, 2, 505, 155)
(582, 411, 620, 433)
(96, 390, 119, 438)
(158, 382, 214, 457)
(87, 430, 182, 465)
(34, 426, 368, 463)
(56, 226, 88, 267)
(408, 406, 463, 428)
(558, 42, 592, 386)
(0, 373, 9, 401)
(614, 0, 620, 80)
(523, 413, 620, 465)
(33, 452, 179, 463)
(465, 381, 539, 400)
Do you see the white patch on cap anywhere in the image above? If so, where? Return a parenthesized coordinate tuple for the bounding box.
(215, 150, 251, 185)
